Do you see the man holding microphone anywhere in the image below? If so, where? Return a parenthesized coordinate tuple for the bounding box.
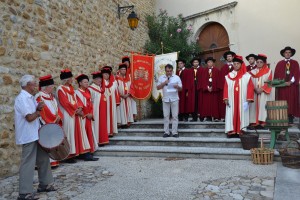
(157, 64, 182, 138)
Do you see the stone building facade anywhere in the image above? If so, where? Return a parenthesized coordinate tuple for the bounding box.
(0, 0, 155, 178)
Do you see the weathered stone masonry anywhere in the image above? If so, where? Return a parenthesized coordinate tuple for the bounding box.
(0, 0, 155, 178)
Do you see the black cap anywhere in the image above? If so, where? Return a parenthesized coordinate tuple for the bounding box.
(60, 69, 73, 80)
(245, 54, 257, 61)
(223, 51, 236, 60)
(75, 74, 89, 83)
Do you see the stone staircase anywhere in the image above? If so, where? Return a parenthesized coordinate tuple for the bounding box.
(95, 119, 300, 160)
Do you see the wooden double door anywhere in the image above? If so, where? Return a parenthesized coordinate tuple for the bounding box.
(197, 22, 230, 68)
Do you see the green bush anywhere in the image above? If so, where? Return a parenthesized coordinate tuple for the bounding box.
(144, 9, 201, 64)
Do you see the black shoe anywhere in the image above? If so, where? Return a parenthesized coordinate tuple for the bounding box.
(163, 133, 170, 138)
(205, 117, 212, 122)
(172, 134, 179, 138)
(184, 118, 188, 122)
(37, 184, 56, 193)
(65, 158, 77, 163)
(199, 118, 204, 122)
(190, 119, 197, 122)
(84, 157, 99, 161)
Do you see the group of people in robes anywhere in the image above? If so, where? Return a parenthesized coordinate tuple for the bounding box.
(176, 46, 299, 138)
(36, 56, 137, 166)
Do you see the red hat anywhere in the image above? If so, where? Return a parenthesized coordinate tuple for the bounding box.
(91, 71, 102, 79)
(75, 74, 89, 83)
(60, 69, 73, 80)
(39, 74, 54, 88)
(256, 54, 267, 63)
(233, 55, 244, 63)
(101, 66, 112, 74)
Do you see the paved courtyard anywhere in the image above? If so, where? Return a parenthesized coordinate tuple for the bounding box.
(0, 157, 278, 200)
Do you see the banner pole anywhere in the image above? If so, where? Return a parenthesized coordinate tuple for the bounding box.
(137, 100, 142, 121)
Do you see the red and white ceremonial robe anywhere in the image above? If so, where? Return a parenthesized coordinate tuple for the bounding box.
(116, 75, 134, 125)
(56, 85, 90, 157)
(223, 72, 254, 135)
(75, 88, 97, 153)
(249, 66, 272, 125)
(35, 91, 63, 167)
(103, 78, 120, 136)
(88, 83, 109, 145)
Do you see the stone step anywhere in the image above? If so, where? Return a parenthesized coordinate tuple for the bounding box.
(129, 121, 225, 129)
(117, 128, 300, 138)
(95, 145, 281, 161)
(108, 136, 281, 148)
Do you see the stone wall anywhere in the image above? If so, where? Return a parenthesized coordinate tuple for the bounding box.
(0, 0, 155, 178)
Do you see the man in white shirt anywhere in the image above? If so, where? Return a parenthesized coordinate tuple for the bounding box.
(14, 75, 55, 200)
(157, 64, 182, 138)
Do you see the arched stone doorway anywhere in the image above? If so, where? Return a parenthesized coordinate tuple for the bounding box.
(197, 22, 230, 68)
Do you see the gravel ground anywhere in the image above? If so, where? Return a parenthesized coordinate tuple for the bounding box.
(73, 157, 277, 200)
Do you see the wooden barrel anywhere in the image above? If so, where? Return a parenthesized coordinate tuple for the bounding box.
(265, 100, 289, 127)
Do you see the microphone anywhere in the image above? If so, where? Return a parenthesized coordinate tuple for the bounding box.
(166, 76, 170, 86)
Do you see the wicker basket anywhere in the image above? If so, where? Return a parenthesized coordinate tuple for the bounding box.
(240, 127, 259, 150)
(251, 138, 274, 165)
(279, 140, 300, 169)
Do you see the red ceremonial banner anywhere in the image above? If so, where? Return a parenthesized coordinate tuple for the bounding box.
(130, 54, 154, 100)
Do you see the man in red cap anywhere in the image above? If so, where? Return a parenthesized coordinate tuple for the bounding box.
(176, 58, 189, 121)
(223, 55, 254, 138)
(199, 57, 221, 121)
(56, 69, 90, 163)
(220, 51, 236, 121)
(88, 71, 109, 146)
(274, 46, 300, 124)
(36, 75, 63, 167)
(116, 63, 135, 127)
(186, 57, 204, 121)
(75, 74, 99, 161)
(248, 54, 272, 129)
(122, 56, 137, 121)
(101, 66, 120, 136)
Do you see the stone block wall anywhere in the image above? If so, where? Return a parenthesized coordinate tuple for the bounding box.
(0, 0, 155, 178)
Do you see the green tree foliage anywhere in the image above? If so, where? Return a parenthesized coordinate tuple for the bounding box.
(144, 9, 201, 65)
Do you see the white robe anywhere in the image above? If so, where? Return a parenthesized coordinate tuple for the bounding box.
(104, 80, 119, 135)
(75, 89, 98, 151)
(56, 85, 90, 155)
(116, 78, 134, 125)
(249, 68, 273, 123)
(225, 72, 253, 133)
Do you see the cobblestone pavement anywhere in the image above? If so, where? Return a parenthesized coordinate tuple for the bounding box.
(192, 176, 274, 200)
(0, 161, 113, 200)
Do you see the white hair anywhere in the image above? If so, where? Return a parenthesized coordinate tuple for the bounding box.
(20, 75, 35, 87)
